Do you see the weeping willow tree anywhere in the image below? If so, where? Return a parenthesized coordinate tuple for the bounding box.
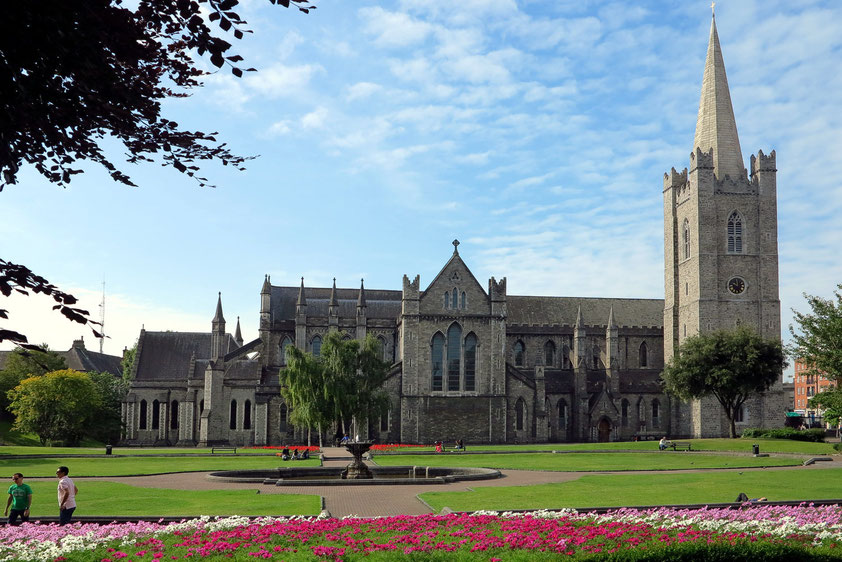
(279, 332, 390, 445)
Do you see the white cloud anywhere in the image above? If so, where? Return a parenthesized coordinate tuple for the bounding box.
(360, 6, 434, 47)
(300, 106, 329, 129)
(346, 82, 382, 101)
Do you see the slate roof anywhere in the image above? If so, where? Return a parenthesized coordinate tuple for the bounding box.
(135, 331, 236, 381)
(0, 343, 122, 376)
(619, 371, 665, 394)
(544, 369, 574, 394)
(270, 285, 402, 321)
(507, 296, 664, 328)
(63, 346, 123, 376)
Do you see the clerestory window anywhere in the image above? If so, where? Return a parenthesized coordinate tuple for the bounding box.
(514, 340, 525, 367)
(682, 219, 690, 260)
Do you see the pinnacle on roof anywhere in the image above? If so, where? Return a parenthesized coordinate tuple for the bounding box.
(608, 305, 616, 328)
(357, 278, 367, 307)
(693, 13, 745, 180)
(213, 292, 225, 323)
(575, 305, 585, 328)
(329, 278, 339, 307)
(261, 274, 271, 294)
(297, 277, 307, 306)
(234, 316, 243, 345)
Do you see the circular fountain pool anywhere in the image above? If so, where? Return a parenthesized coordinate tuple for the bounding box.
(207, 465, 501, 486)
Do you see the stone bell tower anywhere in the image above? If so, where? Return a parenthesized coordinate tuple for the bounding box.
(663, 12, 783, 437)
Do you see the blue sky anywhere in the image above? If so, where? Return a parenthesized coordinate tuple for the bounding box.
(3, 0, 841, 379)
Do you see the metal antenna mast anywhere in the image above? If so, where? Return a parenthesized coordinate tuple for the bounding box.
(98, 280, 106, 353)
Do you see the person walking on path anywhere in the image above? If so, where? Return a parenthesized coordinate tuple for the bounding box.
(5, 473, 32, 525)
(56, 466, 78, 525)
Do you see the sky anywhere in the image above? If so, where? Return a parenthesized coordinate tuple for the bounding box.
(3, 0, 841, 381)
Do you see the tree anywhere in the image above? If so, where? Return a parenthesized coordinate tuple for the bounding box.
(121, 343, 138, 382)
(87, 371, 129, 444)
(789, 284, 842, 385)
(1, 0, 312, 348)
(0, 345, 67, 418)
(661, 326, 786, 438)
(808, 390, 842, 437)
(8, 369, 102, 445)
(279, 333, 391, 443)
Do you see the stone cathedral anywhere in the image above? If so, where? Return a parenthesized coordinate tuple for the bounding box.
(121, 14, 786, 446)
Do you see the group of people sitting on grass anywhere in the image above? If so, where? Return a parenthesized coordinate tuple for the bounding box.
(433, 439, 466, 453)
(280, 446, 310, 461)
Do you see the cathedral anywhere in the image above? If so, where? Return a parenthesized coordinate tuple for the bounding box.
(121, 14, 786, 446)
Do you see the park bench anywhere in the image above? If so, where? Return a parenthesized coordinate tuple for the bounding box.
(668, 441, 691, 451)
(211, 446, 237, 454)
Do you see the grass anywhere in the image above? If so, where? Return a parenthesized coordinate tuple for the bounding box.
(0, 445, 298, 456)
(372, 452, 802, 471)
(419, 468, 842, 512)
(0, 455, 320, 477)
(19, 480, 320, 517)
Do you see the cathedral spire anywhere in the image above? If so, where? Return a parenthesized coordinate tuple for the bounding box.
(693, 13, 745, 180)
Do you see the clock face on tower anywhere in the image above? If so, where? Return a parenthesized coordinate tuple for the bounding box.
(728, 277, 746, 295)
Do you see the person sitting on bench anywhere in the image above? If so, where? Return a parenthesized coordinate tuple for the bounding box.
(658, 436, 671, 451)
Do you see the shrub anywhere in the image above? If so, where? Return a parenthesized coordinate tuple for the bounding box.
(740, 427, 825, 442)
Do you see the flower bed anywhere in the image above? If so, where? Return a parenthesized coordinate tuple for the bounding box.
(369, 443, 429, 452)
(2, 506, 842, 561)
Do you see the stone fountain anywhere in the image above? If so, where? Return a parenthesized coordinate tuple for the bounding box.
(342, 440, 374, 479)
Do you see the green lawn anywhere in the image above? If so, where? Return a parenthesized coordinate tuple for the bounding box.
(19, 480, 320, 517)
(419, 468, 842, 512)
(382, 438, 836, 455)
(0, 455, 320, 477)
(372, 452, 802, 471)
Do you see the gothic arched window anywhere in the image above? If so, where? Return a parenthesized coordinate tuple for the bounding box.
(592, 343, 600, 369)
(452, 288, 458, 308)
(139, 400, 148, 430)
(515, 398, 526, 431)
(514, 340, 525, 367)
(311, 335, 322, 357)
(639, 342, 648, 368)
(444, 291, 450, 309)
(447, 323, 462, 391)
(621, 399, 629, 427)
(544, 340, 555, 367)
(377, 335, 388, 362)
(279, 402, 288, 430)
(652, 399, 660, 424)
(682, 219, 690, 260)
(727, 211, 743, 253)
(431, 332, 444, 392)
(152, 399, 160, 430)
(461, 291, 467, 310)
(464, 333, 477, 392)
(562, 341, 572, 369)
(170, 400, 179, 430)
(558, 399, 568, 429)
(280, 337, 292, 366)
(243, 399, 252, 430)
(229, 400, 238, 430)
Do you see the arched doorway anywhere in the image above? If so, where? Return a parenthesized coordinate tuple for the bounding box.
(597, 418, 611, 442)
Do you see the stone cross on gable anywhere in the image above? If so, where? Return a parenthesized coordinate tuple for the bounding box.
(452, 239, 460, 254)
(711, 1, 715, 14)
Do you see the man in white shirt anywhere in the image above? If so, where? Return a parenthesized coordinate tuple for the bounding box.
(56, 466, 78, 525)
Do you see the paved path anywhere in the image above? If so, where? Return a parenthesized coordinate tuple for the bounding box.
(86, 448, 842, 518)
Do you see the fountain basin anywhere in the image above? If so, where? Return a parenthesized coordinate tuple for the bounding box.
(207, 465, 501, 486)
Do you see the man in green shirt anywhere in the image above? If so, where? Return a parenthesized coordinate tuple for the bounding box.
(5, 473, 32, 525)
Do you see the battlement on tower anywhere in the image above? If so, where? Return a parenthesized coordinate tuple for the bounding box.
(489, 276, 507, 301)
(751, 149, 776, 174)
(663, 167, 688, 189)
(689, 147, 714, 172)
(402, 274, 420, 296)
